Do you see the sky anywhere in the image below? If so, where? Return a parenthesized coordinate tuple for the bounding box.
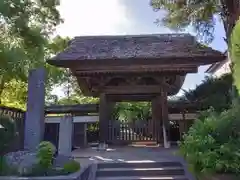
(53, 0, 228, 97)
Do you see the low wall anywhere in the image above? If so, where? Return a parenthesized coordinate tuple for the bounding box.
(0, 164, 96, 180)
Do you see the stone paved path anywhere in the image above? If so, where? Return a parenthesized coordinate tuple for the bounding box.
(72, 146, 179, 166)
(72, 146, 196, 180)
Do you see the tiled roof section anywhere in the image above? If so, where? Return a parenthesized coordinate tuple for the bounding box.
(50, 34, 225, 61)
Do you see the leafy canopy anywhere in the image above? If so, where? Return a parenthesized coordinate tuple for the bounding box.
(0, 0, 69, 108)
(151, 0, 240, 43)
(230, 20, 240, 94)
(181, 74, 232, 111)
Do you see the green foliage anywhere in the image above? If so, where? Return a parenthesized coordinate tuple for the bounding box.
(0, 35, 71, 108)
(0, 156, 8, 175)
(179, 103, 240, 175)
(0, 79, 27, 109)
(0, 0, 70, 108)
(182, 74, 232, 111)
(230, 20, 240, 95)
(57, 94, 99, 105)
(0, 0, 62, 80)
(36, 141, 55, 171)
(151, 0, 239, 43)
(0, 156, 18, 176)
(56, 73, 99, 105)
(62, 160, 80, 174)
(114, 102, 151, 122)
(0, 115, 17, 155)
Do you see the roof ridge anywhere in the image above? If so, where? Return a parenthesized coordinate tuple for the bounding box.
(73, 33, 193, 39)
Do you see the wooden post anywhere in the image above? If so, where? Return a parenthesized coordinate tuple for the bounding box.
(179, 111, 186, 140)
(151, 97, 163, 144)
(99, 94, 107, 145)
(161, 88, 170, 148)
(99, 94, 114, 149)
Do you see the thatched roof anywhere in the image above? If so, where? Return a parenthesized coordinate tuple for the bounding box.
(48, 33, 225, 66)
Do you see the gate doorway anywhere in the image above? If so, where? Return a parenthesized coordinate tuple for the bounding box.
(107, 119, 157, 145)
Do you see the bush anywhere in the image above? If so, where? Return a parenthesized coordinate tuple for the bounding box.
(0, 156, 18, 176)
(62, 160, 80, 174)
(0, 115, 17, 155)
(0, 156, 8, 175)
(21, 141, 56, 176)
(179, 102, 240, 176)
(36, 141, 56, 171)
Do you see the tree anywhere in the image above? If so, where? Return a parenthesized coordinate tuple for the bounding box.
(181, 73, 232, 111)
(45, 36, 71, 99)
(0, 35, 71, 109)
(0, 0, 63, 104)
(151, 0, 240, 100)
(0, 80, 27, 109)
(230, 20, 240, 94)
(56, 75, 99, 106)
(151, 0, 240, 43)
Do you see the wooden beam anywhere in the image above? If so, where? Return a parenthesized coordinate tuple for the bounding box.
(99, 85, 165, 94)
(107, 94, 159, 101)
(72, 65, 198, 75)
(45, 104, 98, 114)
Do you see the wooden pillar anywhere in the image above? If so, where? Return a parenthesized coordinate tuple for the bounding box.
(99, 94, 114, 148)
(161, 88, 170, 148)
(99, 94, 108, 144)
(179, 111, 186, 140)
(151, 97, 163, 144)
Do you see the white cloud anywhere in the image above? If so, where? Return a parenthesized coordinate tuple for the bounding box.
(56, 0, 131, 37)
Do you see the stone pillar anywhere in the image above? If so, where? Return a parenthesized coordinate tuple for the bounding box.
(24, 68, 46, 151)
(58, 115, 73, 156)
(151, 97, 163, 144)
(161, 89, 170, 148)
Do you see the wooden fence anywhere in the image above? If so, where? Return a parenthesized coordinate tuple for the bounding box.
(0, 105, 26, 151)
(0, 103, 200, 152)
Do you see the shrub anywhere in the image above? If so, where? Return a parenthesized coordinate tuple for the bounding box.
(0, 156, 18, 176)
(36, 141, 56, 171)
(0, 156, 8, 175)
(179, 102, 240, 176)
(62, 160, 80, 174)
(0, 115, 17, 155)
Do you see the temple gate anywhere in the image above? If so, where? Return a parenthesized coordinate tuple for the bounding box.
(48, 34, 225, 148)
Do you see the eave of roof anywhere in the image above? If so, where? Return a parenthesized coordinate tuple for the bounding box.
(48, 33, 226, 67)
(205, 62, 223, 73)
(205, 56, 228, 74)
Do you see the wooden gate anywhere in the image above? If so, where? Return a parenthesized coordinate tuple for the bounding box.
(107, 119, 157, 144)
